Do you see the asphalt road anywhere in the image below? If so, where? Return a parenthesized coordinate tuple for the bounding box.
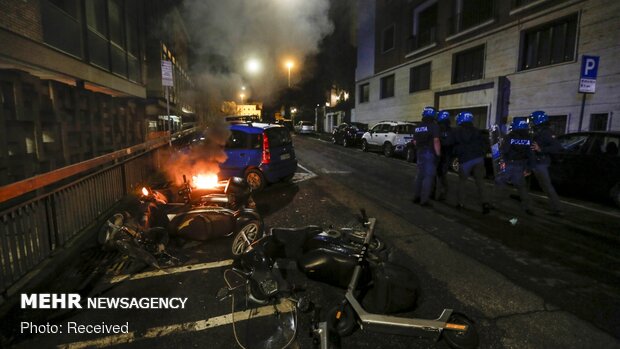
(3, 133, 619, 349)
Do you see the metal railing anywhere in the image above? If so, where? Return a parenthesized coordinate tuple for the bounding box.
(0, 128, 196, 298)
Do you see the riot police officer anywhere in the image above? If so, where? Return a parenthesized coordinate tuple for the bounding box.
(435, 110, 453, 201)
(530, 111, 564, 216)
(451, 112, 491, 214)
(413, 106, 441, 207)
(496, 117, 534, 215)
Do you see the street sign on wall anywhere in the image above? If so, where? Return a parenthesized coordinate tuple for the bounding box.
(578, 55, 599, 93)
(161, 60, 174, 87)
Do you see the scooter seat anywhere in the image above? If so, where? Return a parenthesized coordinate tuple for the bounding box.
(270, 226, 322, 258)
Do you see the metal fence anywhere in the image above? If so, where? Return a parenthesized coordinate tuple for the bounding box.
(0, 133, 183, 298)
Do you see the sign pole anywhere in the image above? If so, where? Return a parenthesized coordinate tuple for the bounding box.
(577, 55, 599, 132)
(166, 86, 171, 146)
(578, 93, 586, 132)
(161, 59, 174, 146)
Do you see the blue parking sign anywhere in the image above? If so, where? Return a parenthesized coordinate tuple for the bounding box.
(579, 55, 599, 93)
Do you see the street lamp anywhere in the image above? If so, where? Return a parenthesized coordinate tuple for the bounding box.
(285, 60, 294, 87)
(239, 93, 246, 103)
(245, 59, 261, 75)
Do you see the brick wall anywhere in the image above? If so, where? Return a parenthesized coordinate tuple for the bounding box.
(0, 0, 43, 41)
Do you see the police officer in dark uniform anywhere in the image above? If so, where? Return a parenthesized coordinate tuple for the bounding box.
(413, 106, 441, 207)
(496, 117, 534, 214)
(435, 110, 453, 201)
(530, 110, 564, 216)
(451, 112, 491, 214)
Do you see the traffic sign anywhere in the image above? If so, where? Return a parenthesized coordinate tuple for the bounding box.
(579, 55, 599, 93)
(161, 60, 174, 87)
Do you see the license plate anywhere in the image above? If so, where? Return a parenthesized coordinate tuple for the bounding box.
(280, 153, 290, 160)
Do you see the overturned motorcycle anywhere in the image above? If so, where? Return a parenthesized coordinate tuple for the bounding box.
(98, 175, 263, 267)
(219, 211, 479, 349)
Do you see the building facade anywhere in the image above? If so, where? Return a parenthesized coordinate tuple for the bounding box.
(0, 0, 196, 186)
(355, 0, 620, 134)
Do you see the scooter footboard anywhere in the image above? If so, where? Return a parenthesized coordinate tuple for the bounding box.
(346, 291, 453, 339)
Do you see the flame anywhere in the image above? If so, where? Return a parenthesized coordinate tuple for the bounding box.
(192, 173, 218, 189)
(141, 187, 149, 196)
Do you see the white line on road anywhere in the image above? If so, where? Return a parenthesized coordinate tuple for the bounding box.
(108, 259, 234, 284)
(297, 163, 317, 177)
(56, 301, 295, 349)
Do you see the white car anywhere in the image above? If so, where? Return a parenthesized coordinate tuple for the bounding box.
(361, 121, 417, 157)
(295, 121, 315, 134)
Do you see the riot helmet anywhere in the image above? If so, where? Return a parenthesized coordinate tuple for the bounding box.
(456, 111, 474, 125)
(530, 110, 549, 126)
(437, 110, 450, 123)
(511, 116, 530, 130)
(421, 106, 436, 119)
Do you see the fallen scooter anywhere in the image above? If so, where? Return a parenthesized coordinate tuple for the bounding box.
(224, 211, 478, 349)
(98, 175, 263, 267)
(325, 211, 479, 349)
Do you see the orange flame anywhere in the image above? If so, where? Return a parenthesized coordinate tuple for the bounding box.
(192, 173, 218, 189)
(141, 187, 149, 196)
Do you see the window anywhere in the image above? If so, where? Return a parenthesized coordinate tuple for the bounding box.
(589, 113, 608, 131)
(49, 0, 79, 18)
(548, 115, 567, 135)
(410, 62, 431, 93)
(85, 0, 107, 35)
(108, 0, 125, 46)
(359, 83, 369, 103)
(450, 0, 494, 34)
(382, 25, 395, 52)
(226, 131, 249, 149)
(519, 14, 577, 71)
(371, 124, 383, 133)
(380, 75, 395, 99)
(452, 45, 485, 84)
(410, 1, 437, 51)
(558, 134, 588, 153)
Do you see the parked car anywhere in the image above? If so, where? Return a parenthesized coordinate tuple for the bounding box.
(295, 121, 315, 134)
(276, 119, 294, 133)
(361, 121, 417, 157)
(547, 131, 620, 207)
(219, 123, 298, 191)
(332, 122, 368, 147)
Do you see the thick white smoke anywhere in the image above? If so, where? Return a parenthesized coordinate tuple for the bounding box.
(183, 0, 334, 105)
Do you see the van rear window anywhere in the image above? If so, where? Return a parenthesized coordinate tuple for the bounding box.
(265, 127, 292, 147)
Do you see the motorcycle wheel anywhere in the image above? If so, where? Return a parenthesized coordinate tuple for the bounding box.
(327, 303, 356, 337)
(231, 220, 263, 256)
(245, 169, 266, 191)
(442, 313, 479, 349)
(98, 213, 125, 251)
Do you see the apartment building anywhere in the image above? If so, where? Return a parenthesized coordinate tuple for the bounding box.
(355, 0, 620, 134)
(0, 0, 196, 185)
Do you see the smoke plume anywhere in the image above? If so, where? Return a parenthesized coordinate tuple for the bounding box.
(183, 0, 334, 105)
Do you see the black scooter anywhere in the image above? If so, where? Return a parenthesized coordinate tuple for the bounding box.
(98, 176, 263, 267)
(222, 211, 478, 349)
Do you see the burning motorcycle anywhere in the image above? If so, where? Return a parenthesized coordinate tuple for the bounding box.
(98, 173, 263, 267)
(220, 211, 478, 349)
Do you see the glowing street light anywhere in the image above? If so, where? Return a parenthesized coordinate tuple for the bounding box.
(285, 60, 294, 87)
(239, 93, 246, 103)
(245, 59, 261, 75)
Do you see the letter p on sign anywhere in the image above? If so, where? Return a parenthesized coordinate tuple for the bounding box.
(579, 55, 599, 93)
(580, 55, 599, 79)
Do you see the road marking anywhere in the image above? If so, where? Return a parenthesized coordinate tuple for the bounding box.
(108, 259, 233, 284)
(320, 168, 351, 174)
(56, 300, 295, 349)
(292, 163, 318, 184)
